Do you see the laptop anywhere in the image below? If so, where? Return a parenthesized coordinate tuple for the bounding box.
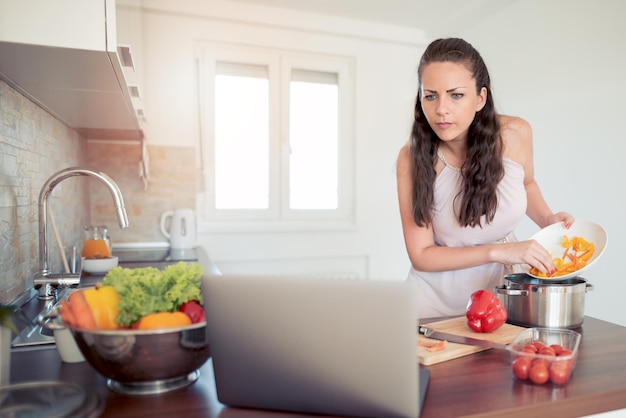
(202, 274, 429, 418)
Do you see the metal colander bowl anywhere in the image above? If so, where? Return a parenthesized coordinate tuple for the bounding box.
(40, 309, 210, 396)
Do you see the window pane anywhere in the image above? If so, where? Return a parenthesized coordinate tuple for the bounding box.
(214, 67, 269, 209)
(289, 72, 339, 210)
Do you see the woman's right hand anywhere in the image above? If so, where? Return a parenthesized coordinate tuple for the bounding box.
(494, 240, 556, 275)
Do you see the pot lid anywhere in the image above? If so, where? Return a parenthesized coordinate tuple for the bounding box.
(0, 381, 103, 418)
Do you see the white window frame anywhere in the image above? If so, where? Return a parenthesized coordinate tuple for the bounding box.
(197, 42, 355, 232)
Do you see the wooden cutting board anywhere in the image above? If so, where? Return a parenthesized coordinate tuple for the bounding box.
(417, 317, 525, 365)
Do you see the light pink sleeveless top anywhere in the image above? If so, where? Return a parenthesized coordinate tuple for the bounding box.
(407, 158, 527, 319)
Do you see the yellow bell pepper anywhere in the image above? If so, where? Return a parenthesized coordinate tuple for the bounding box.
(82, 286, 121, 329)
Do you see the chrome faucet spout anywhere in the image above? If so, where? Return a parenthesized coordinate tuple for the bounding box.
(34, 167, 129, 298)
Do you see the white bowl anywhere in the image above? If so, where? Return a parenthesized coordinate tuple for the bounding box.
(524, 220, 607, 280)
(82, 256, 118, 275)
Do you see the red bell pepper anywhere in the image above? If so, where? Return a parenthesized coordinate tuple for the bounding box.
(465, 289, 507, 333)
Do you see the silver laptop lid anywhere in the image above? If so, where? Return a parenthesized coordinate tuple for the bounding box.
(203, 274, 420, 418)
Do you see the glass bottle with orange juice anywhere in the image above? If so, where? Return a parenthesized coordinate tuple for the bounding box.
(82, 226, 112, 259)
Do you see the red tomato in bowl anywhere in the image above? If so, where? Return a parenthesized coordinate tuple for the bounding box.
(539, 346, 556, 356)
(530, 363, 550, 384)
(549, 362, 572, 385)
(512, 357, 532, 380)
(522, 344, 538, 353)
(558, 349, 573, 357)
(180, 301, 205, 323)
(550, 344, 565, 355)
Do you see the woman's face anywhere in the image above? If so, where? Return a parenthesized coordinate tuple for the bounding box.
(420, 61, 487, 143)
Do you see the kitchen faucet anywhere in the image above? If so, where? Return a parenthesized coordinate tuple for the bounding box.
(32, 167, 129, 299)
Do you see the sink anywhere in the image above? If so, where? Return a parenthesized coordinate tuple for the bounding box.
(11, 320, 55, 349)
(11, 288, 71, 350)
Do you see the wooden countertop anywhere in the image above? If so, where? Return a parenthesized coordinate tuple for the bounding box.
(421, 316, 626, 418)
(8, 316, 626, 417)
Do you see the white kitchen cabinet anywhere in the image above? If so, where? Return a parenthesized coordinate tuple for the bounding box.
(0, 0, 143, 139)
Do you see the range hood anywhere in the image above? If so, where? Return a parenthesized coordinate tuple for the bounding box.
(0, 0, 144, 140)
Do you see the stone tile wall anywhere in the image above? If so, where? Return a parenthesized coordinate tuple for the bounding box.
(0, 79, 88, 303)
(85, 141, 197, 245)
(0, 79, 197, 304)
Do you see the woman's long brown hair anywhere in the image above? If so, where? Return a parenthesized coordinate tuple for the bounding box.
(409, 38, 503, 228)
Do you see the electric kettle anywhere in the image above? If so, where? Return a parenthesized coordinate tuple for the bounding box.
(160, 208, 197, 249)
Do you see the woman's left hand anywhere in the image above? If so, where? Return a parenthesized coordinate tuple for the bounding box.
(545, 212, 575, 229)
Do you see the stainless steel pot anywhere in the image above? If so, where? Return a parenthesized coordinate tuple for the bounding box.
(494, 273, 593, 329)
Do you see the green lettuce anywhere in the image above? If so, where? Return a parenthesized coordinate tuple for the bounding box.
(102, 262, 204, 327)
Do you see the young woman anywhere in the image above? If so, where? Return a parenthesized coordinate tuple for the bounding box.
(396, 38, 573, 318)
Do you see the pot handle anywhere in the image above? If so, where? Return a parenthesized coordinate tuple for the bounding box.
(585, 283, 594, 293)
(494, 285, 529, 297)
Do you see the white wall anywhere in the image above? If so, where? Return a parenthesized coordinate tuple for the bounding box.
(136, 0, 626, 326)
(138, 0, 423, 281)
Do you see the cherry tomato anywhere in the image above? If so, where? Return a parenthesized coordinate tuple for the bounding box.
(549, 362, 572, 385)
(550, 344, 565, 355)
(522, 344, 538, 353)
(532, 341, 546, 351)
(532, 358, 550, 370)
(539, 346, 556, 356)
(558, 349, 573, 357)
(530, 363, 550, 384)
(512, 357, 532, 380)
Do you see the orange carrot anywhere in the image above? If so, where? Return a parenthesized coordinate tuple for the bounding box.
(67, 290, 97, 330)
(60, 299, 77, 327)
